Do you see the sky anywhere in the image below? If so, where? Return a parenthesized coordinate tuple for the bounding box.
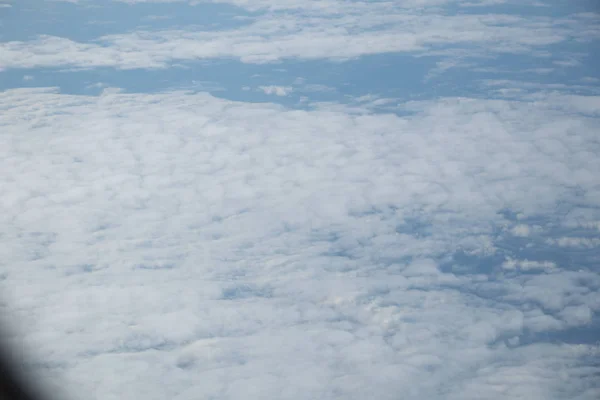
(0, 0, 599, 399)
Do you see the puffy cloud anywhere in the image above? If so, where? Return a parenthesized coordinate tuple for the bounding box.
(259, 85, 292, 96)
(511, 224, 534, 237)
(502, 258, 557, 272)
(1, 0, 599, 398)
(1, 86, 599, 399)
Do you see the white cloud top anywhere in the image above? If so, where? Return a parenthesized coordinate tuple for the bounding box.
(1, 4, 597, 70)
(1, 87, 599, 399)
(1, 0, 599, 399)
(259, 85, 292, 96)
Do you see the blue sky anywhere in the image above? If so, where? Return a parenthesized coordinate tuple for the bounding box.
(1, 1, 599, 399)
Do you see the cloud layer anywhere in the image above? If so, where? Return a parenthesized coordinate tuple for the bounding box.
(2, 0, 599, 399)
(1, 86, 599, 399)
(1, 2, 598, 70)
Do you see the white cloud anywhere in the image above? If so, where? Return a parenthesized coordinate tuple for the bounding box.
(85, 82, 106, 89)
(114, 0, 547, 12)
(506, 223, 546, 237)
(559, 305, 593, 327)
(298, 83, 335, 93)
(511, 224, 532, 237)
(1, 87, 599, 399)
(425, 58, 476, 81)
(581, 221, 600, 230)
(460, 0, 507, 6)
(473, 67, 560, 76)
(502, 258, 557, 272)
(348, 95, 399, 111)
(143, 14, 173, 21)
(546, 237, 600, 248)
(553, 58, 582, 68)
(524, 67, 555, 74)
(0, 7, 595, 70)
(259, 85, 292, 96)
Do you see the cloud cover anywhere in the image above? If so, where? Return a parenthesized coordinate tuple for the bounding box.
(1, 86, 599, 399)
(1, 1, 598, 70)
(1, 0, 600, 399)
